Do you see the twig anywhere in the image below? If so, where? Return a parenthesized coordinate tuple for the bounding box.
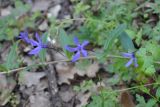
(1, 55, 160, 75)
(46, 50, 62, 107)
(0, 55, 96, 74)
(102, 82, 160, 103)
(113, 82, 160, 93)
(55, 18, 86, 24)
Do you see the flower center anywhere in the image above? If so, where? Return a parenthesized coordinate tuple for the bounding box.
(77, 44, 82, 50)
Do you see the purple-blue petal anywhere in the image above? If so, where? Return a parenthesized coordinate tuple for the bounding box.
(81, 49, 88, 57)
(134, 58, 138, 67)
(122, 53, 133, 58)
(73, 37, 79, 45)
(72, 51, 80, 62)
(18, 31, 31, 43)
(28, 47, 42, 55)
(35, 33, 42, 44)
(65, 45, 78, 52)
(19, 33, 25, 38)
(25, 38, 32, 44)
(41, 44, 48, 48)
(81, 40, 89, 48)
(29, 39, 39, 46)
(125, 58, 133, 67)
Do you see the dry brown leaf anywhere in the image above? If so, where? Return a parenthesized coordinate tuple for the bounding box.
(38, 20, 48, 31)
(0, 74, 16, 106)
(120, 91, 135, 107)
(32, 0, 51, 12)
(59, 85, 75, 102)
(86, 63, 99, 77)
(18, 71, 46, 87)
(1, 6, 12, 16)
(22, 56, 34, 66)
(48, 5, 61, 18)
(28, 92, 51, 107)
(74, 63, 99, 78)
(76, 92, 91, 107)
(71, 67, 85, 76)
(54, 52, 67, 61)
(56, 63, 74, 85)
(56, 62, 99, 84)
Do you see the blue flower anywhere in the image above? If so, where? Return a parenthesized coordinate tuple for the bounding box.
(17, 31, 31, 44)
(122, 52, 138, 67)
(65, 37, 89, 62)
(28, 33, 47, 55)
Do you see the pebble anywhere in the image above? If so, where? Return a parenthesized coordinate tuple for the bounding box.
(38, 20, 48, 31)
(48, 5, 61, 18)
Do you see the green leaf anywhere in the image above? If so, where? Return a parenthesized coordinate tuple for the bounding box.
(146, 99, 157, 107)
(107, 76, 120, 85)
(97, 24, 127, 60)
(119, 32, 135, 52)
(145, 65, 156, 75)
(136, 94, 146, 107)
(135, 29, 142, 46)
(75, 60, 91, 71)
(137, 48, 156, 75)
(39, 32, 48, 62)
(0, 64, 8, 71)
(140, 86, 150, 94)
(125, 29, 136, 39)
(59, 29, 72, 58)
(136, 94, 157, 107)
(156, 87, 160, 98)
(59, 29, 71, 50)
(4, 43, 19, 71)
(12, 0, 31, 17)
(75, 2, 90, 15)
(145, 42, 160, 60)
(103, 24, 127, 50)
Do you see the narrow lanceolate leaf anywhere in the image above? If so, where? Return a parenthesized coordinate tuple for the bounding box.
(103, 24, 127, 50)
(119, 32, 135, 52)
(4, 42, 19, 71)
(39, 32, 48, 62)
(59, 29, 73, 58)
(0, 64, 8, 71)
(59, 29, 72, 51)
(97, 24, 126, 60)
(156, 87, 160, 98)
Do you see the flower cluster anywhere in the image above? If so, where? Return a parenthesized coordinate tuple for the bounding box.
(18, 32, 138, 68)
(65, 37, 89, 62)
(122, 52, 138, 67)
(65, 37, 138, 68)
(17, 31, 47, 55)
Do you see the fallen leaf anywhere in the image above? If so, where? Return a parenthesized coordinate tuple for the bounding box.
(0, 74, 16, 106)
(1, 6, 12, 16)
(76, 92, 91, 107)
(48, 5, 61, 18)
(18, 71, 46, 87)
(74, 63, 99, 78)
(56, 62, 99, 84)
(120, 91, 135, 107)
(29, 92, 51, 107)
(59, 85, 75, 102)
(54, 52, 67, 61)
(22, 56, 34, 66)
(86, 63, 99, 77)
(32, 0, 51, 12)
(38, 20, 48, 31)
(56, 63, 74, 85)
